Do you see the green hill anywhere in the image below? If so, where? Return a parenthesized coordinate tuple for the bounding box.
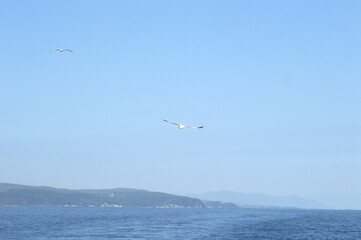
(0, 183, 208, 208)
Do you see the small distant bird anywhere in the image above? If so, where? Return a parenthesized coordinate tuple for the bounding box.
(53, 48, 73, 53)
(163, 119, 204, 129)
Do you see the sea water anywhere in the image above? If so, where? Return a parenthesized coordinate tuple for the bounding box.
(1, 207, 361, 239)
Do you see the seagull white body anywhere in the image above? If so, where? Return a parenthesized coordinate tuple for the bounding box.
(53, 48, 73, 53)
(163, 119, 204, 129)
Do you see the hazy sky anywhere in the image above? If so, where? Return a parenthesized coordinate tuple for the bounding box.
(1, 1, 360, 209)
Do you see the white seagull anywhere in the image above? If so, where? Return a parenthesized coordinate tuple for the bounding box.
(53, 48, 73, 53)
(163, 119, 204, 129)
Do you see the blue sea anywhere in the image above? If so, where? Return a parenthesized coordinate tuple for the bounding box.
(1, 207, 361, 239)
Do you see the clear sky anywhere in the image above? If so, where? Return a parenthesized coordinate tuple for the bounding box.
(0, 1, 360, 209)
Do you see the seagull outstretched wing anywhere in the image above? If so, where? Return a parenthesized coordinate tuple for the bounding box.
(63, 48, 73, 52)
(163, 119, 181, 127)
(163, 119, 203, 129)
(187, 125, 204, 129)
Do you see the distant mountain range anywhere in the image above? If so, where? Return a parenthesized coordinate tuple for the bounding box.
(188, 191, 324, 209)
(0, 183, 237, 208)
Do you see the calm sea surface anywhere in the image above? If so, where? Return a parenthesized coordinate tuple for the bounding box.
(1, 207, 361, 239)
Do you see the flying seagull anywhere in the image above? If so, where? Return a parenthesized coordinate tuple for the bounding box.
(162, 119, 204, 129)
(53, 48, 73, 53)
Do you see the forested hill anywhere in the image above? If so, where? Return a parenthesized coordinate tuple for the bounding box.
(0, 183, 237, 208)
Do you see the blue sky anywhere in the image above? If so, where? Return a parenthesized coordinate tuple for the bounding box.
(1, 1, 360, 209)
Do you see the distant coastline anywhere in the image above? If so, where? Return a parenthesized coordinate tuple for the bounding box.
(0, 183, 237, 209)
